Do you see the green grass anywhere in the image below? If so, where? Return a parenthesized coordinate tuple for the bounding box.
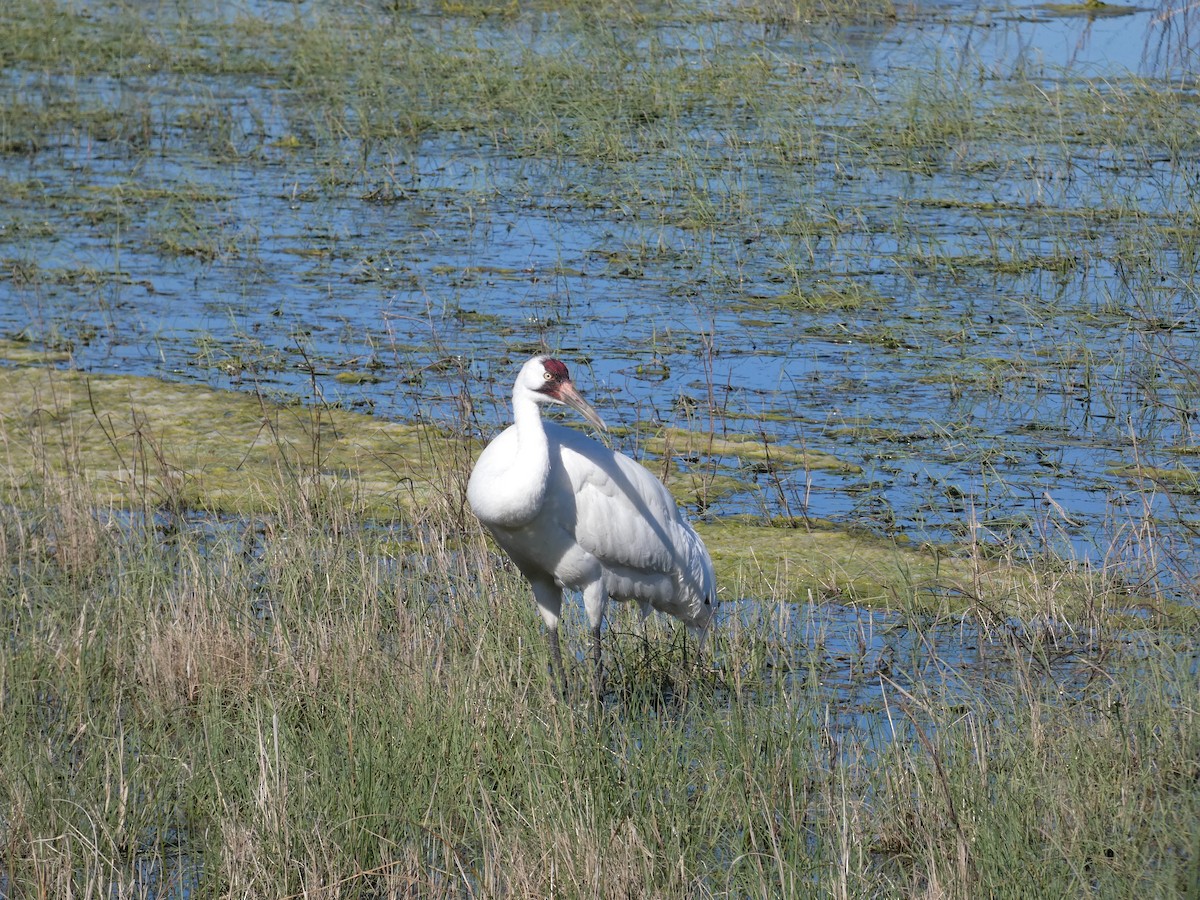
(0, 462, 1196, 896)
(0, 362, 1195, 895)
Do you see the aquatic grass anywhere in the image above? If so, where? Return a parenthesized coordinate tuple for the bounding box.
(2, 470, 1196, 895)
(866, 641, 1200, 895)
(0, 1, 159, 73)
(740, 278, 894, 313)
(0, 359, 1195, 899)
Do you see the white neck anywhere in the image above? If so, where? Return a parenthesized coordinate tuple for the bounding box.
(509, 388, 552, 513)
(468, 388, 552, 528)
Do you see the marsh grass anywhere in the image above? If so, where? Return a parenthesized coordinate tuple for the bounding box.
(1, 372, 1197, 897)
(5, 363, 1166, 623)
(3, 0, 1200, 894)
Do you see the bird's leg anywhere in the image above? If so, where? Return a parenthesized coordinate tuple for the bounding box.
(583, 586, 608, 704)
(591, 620, 604, 703)
(546, 626, 568, 700)
(531, 581, 567, 699)
(637, 602, 652, 672)
(686, 629, 698, 702)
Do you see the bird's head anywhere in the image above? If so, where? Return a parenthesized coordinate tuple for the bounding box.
(516, 356, 607, 432)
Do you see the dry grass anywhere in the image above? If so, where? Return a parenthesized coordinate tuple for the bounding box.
(0, 447, 1197, 896)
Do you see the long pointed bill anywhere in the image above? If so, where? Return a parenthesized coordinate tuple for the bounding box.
(557, 381, 608, 432)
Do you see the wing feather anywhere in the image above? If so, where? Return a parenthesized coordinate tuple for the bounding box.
(547, 424, 678, 576)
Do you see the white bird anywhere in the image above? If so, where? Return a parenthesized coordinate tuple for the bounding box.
(467, 355, 717, 698)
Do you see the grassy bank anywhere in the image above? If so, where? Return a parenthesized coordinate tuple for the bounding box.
(0, 364, 1197, 896)
(1, 466, 1197, 896)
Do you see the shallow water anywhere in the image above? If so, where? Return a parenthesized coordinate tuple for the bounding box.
(2, 0, 1198, 591)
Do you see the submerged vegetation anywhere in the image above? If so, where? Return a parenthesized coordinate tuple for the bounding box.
(1, 0, 1199, 895)
(0, 366, 452, 519)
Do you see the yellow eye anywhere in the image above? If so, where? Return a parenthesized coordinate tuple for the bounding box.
(543, 371, 554, 380)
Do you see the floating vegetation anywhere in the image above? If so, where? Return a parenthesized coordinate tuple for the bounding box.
(0, 337, 71, 364)
(645, 426, 861, 474)
(1036, 1, 1149, 18)
(741, 279, 894, 313)
(0, 367, 450, 518)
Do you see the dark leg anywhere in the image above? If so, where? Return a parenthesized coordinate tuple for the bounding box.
(591, 621, 604, 702)
(638, 603, 652, 669)
(546, 626, 568, 700)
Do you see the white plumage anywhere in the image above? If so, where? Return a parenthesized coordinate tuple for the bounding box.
(468, 355, 717, 696)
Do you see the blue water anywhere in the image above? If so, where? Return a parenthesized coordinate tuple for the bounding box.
(1, 0, 1198, 593)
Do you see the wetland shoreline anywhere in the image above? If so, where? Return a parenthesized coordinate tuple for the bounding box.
(2, 0, 1198, 895)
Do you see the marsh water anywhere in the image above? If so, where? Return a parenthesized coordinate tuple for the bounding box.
(3, 6, 1200, 894)
(2, 0, 1199, 594)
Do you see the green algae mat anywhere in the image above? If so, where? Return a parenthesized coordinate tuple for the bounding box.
(0, 366, 444, 518)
